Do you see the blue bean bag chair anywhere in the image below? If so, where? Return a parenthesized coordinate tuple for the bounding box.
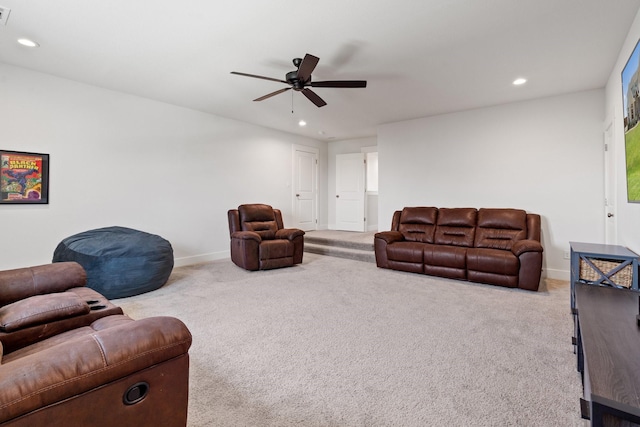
(53, 226, 174, 299)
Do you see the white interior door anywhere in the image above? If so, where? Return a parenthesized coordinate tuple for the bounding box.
(604, 119, 618, 244)
(293, 147, 318, 231)
(336, 153, 365, 231)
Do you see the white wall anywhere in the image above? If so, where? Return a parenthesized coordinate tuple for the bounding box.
(605, 8, 640, 255)
(327, 137, 378, 230)
(378, 90, 605, 280)
(0, 64, 327, 270)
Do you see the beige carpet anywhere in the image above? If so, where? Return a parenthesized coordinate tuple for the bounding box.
(114, 253, 585, 427)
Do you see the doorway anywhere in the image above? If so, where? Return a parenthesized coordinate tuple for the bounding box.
(335, 153, 366, 231)
(292, 145, 318, 231)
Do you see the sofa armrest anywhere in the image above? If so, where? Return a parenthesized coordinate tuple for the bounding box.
(0, 315, 192, 423)
(275, 228, 305, 241)
(374, 231, 404, 244)
(0, 262, 87, 307)
(374, 231, 405, 269)
(230, 230, 262, 243)
(511, 239, 543, 257)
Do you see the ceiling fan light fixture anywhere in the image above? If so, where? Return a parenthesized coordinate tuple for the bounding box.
(513, 77, 527, 85)
(17, 38, 39, 48)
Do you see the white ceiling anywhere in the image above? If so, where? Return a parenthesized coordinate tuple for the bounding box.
(1, 0, 639, 141)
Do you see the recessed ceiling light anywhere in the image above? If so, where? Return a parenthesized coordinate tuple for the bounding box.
(17, 38, 39, 48)
(298, 120, 307, 127)
(513, 78, 527, 85)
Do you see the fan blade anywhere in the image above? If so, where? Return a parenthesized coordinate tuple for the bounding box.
(301, 88, 327, 107)
(254, 87, 291, 102)
(310, 80, 367, 88)
(296, 54, 320, 82)
(231, 71, 288, 84)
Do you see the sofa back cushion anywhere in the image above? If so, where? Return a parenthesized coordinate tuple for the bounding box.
(238, 204, 278, 240)
(398, 207, 438, 243)
(434, 208, 477, 247)
(474, 208, 527, 250)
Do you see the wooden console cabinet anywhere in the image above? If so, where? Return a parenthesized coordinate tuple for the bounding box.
(570, 242, 639, 314)
(575, 283, 640, 426)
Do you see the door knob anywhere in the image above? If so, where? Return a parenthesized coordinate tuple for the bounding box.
(607, 213, 614, 217)
(296, 194, 300, 197)
(336, 195, 340, 198)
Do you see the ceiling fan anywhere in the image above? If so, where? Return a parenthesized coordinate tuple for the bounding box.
(231, 53, 367, 107)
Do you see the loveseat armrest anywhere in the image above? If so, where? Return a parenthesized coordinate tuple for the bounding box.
(0, 315, 192, 423)
(0, 262, 87, 307)
(374, 231, 404, 245)
(275, 228, 305, 241)
(511, 239, 543, 257)
(230, 230, 262, 243)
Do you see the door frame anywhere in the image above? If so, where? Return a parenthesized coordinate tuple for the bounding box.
(604, 116, 618, 244)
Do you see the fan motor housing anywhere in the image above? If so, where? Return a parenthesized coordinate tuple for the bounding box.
(286, 70, 308, 90)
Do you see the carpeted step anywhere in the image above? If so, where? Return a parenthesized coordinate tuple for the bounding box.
(304, 243, 376, 263)
(304, 235, 374, 252)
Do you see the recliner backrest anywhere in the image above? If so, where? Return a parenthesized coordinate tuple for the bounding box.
(397, 207, 438, 243)
(434, 208, 477, 247)
(474, 208, 527, 250)
(238, 204, 279, 240)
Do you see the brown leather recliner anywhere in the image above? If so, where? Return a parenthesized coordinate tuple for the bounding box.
(0, 262, 123, 354)
(228, 204, 305, 271)
(0, 262, 192, 427)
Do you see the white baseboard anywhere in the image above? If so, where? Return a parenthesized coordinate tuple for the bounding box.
(544, 268, 570, 281)
(174, 250, 229, 268)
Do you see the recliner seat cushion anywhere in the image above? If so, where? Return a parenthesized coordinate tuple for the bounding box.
(424, 244, 467, 269)
(259, 240, 293, 260)
(387, 241, 424, 263)
(467, 248, 519, 275)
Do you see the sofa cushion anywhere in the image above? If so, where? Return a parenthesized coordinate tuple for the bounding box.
(434, 208, 477, 247)
(387, 241, 424, 263)
(398, 207, 438, 243)
(467, 248, 520, 276)
(424, 244, 467, 269)
(474, 208, 527, 250)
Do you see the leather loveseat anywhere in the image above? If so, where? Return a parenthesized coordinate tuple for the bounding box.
(374, 207, 543, 291)
(0, 262, 192, 426)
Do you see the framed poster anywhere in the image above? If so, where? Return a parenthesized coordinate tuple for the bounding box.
(0, 150, 49, 204)
(622, 39, 640, 203)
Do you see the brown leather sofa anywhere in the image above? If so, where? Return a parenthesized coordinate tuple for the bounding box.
(228, 204, 305, 271)
(0, 262, 192, 426)
(375, 207, 544, 291)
